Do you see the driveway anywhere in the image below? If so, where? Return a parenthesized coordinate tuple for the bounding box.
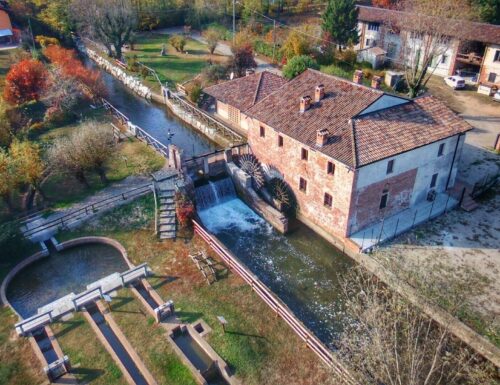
(155, 27, 282, 75)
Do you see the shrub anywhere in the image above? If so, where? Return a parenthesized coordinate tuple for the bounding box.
(359, 60, 373, 69)
(321, 64, 353, 80)
(35, 35, 60, 48)
(336, 49, 357, 66)
(188, 84, 203, 104)
(175, 192, 195, 228)
(169, 35, 186, 52)
(253, 40, 283, 63)
(202, 64, 228, 84)
(283, 55, 319, 79)
(204, 23, 231, 40)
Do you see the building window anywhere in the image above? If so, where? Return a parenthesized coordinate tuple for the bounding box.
(386, 159, 395, 174)
(327, 161, 335, 175)
(488, 72, 497, 83)
(299, 177, 307, 192)
(366, 38, 376, 47)
(380, 187, 389, 209)
(260, 125, 265, 138)
(441, 54, 448, 64)
(387, 42, 397, 58)
(368, 22, 380, 31)
(301, 148, 308, 161)
(278, 135, 283, 147)
(438, 143, 445, 156)
(494, 50, 500, 62)
(430, 173, 438, 188)
(324, 192, 333, 208)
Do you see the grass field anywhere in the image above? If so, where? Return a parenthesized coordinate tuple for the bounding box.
(125, 33, 228, 89)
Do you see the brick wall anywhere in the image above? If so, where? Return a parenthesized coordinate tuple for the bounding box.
(248, 118, 356, 238)
(349, 168, 417, 233)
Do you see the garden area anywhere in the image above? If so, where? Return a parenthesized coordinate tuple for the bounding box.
(53, 195, 336, 385)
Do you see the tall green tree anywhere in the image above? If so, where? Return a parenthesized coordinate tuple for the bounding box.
(321, 0, 359, 51)
(472, 0, 500, 24)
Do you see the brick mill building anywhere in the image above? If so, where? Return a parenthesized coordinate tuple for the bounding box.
(204, 69, 472, 245)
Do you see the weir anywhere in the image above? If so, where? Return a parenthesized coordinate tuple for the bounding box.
(195, 178, 236, 210)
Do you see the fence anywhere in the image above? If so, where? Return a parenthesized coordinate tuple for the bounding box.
(102, 98, 170, 158)
(23, 184, 152, 239)
(193, 220, 358, 384)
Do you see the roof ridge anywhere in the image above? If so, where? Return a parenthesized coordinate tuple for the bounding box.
(349, 119, 358, 169)
(243, 72, 289, 113)
(306, 68, 385, 95)
(252, 72, 264, 106)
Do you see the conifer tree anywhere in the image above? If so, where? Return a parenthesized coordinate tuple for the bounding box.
(322, 0, 359, 51)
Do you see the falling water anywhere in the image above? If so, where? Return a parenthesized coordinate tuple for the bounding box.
(195, 178, 236, 210)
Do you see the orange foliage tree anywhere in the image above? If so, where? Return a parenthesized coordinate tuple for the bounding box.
(372, 0, 396, 8)
(44, 46, 106, 99)
(3, 60, 49, 105)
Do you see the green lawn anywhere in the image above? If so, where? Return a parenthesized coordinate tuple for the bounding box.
(51, 314, 127, 385)
(125, 34, 228, 89)
(58, 197, 335, 385)
(110, 288, 198, 385)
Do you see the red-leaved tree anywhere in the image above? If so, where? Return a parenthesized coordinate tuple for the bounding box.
(44, 46, 106, 99)
(231, 44, 257, 77)
(3, 60, 49, 105)
(372, 0, 396, 8)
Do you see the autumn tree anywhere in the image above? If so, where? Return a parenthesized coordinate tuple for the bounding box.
(10, 140, 46, 200)
(0, 99, 13, 148)
(3, 59, 49, 105)
(338, 266, 495, 385)
(390, 0, 476, 97)
(71, 0, 137, 59)
(322, 0, 359, 51)
(169, 35, 187, 52)
(203, 28, 221, 56)
(230, 44, 257, 77)
(0, 149, 18, 213)
(48, 121, 117, 186)
(372, 0, 396, 8)
(281, 30, 311, 60)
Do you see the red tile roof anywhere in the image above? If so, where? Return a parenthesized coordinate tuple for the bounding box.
(357, 5, 500, 45)
(246, 69, 383, 167)
(352, 95, 472, 166)
(207, 69, 472, 168)
(204, 71, 287, 112)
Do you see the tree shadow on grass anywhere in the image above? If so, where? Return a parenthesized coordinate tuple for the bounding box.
(175, 311, 204, 324)
(150, 275, 179, 290)
(53, 318, 85, 339)
(70, 367, 105, 383)
(225, 330, 268, 341)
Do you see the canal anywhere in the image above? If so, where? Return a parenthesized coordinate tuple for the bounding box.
(94, 62, 217, 158)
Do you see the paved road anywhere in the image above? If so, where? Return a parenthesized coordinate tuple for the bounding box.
(155, 27, 282, 75)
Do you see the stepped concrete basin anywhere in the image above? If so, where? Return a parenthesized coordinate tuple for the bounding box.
(2, 237, 130, 318)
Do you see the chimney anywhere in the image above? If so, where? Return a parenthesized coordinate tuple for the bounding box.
(245, 68, 255, 76)
(316, 128, 329, 147)
(371, 75, 382, 89)
(314, 84, 325, 102)
(353, 70, 364, 84)
(300, 96, 312, 113)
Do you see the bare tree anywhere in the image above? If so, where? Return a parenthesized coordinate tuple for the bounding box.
(338, 265, 495, 385)
(388, 0, 477, 97)
(48, 121, 117, 187)
(44, 69, 83, 114)
(71, 0, 137, 59)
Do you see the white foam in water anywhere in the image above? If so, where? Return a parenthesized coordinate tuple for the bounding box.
(198, 198, 268, 234)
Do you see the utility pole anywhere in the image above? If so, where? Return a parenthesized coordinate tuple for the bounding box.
(28, 17, 36, 50)
(232, 0, 236, 44)
(272, 19, 276, 63)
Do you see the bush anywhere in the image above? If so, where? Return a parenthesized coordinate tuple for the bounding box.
(3, 59, 49, 105)
(35, 35, 60, 48)
(321, 64, 353, 80)
(175, 192, 195, 228)
(359, 60, 373, 69)
(169, 34, 186, 52)
(188, 83, 203, 104)
(253, 40, 283, 63)
(282, 55, 319, 79)
(202, 64, 228, 84)
(335, 49, 357, 66)
(204, 23, 231, 40)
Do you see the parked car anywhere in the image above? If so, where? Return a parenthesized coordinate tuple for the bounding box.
(444, 76, 466, 89)
(493, 90, 500, 102)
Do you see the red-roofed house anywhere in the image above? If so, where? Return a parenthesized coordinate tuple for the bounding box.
(205, 69, 472, 246)
(0, 8, 13, 45)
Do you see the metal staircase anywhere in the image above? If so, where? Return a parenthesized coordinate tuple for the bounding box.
(152, 170, 179, 240)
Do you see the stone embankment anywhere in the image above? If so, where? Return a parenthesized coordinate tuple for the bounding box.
(84, 47, 153, 99)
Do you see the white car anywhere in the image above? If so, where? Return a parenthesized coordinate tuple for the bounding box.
(444, 76, 466, 89)
(493, 90, 500, 102)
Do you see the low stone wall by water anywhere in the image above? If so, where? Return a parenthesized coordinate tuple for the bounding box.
(81, 45, 153, 99)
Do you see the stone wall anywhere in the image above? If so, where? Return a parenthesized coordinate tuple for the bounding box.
(247, 118, 355, 238)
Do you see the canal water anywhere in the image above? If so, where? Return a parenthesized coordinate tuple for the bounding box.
(197, 194, 354, 347)
(7, 243, 128, 318)
(93, 62, 217, 158)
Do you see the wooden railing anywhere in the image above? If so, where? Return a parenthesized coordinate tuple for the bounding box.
(193, 220, 358, 384)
